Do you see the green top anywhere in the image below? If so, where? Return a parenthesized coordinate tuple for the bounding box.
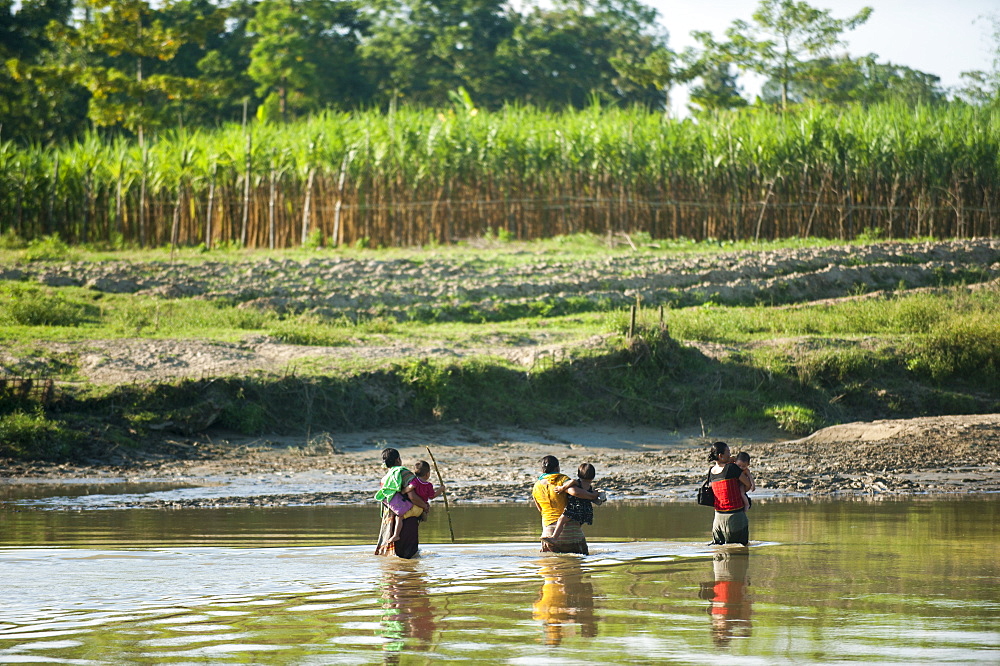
(375, 466, 413, 501)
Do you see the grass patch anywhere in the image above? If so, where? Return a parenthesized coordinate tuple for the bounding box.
(5, 321, 999, 461)
(0, 233, 936, 271)
(0, 283, 100, 327)
(20, 234, 78, 262)
(764, 404, 824, 436)
(908, 314, 1000, 382)
(0, 409, 80, 459)
(663, 289, 1000, 343)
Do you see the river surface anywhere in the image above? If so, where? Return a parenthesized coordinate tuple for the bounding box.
(1, 491, 998, 664)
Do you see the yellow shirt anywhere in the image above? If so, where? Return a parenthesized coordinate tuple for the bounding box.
(532, 473, 570, 526)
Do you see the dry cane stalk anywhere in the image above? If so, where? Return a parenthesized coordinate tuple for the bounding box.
(425, 446, 455, 543)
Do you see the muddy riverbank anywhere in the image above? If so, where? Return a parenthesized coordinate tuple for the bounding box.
(3, 415, 997, 508)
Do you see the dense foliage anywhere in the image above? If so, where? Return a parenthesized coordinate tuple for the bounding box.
(2, 0, 676, 143)
(5, 0, 995, 146)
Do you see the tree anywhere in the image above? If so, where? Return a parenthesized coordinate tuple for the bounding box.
(1, 0, 89, 142)
(611, 46, 701, 115)
(45, 0, 213, 141)
(247, 0, 316, 121)
(759, 54, 945, 107)
(247, 0, 367, 122)
(688, 62, 748, 114)
(724, 0, 872, 110)
(360, 0, 513, 109)
(158, 0, 256, 126)
(957, 13, 1000, 106)
(494, 0, 668, 109)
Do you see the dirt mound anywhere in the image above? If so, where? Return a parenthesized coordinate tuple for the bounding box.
(800, 414, 1000, 447)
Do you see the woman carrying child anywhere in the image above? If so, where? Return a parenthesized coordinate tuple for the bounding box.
(383, 460, 443, 545)
(707, 442, 752, 546)
(542, 462, 605, 550)
(532, 455, 603, 555)
(374, 448, 429, 559)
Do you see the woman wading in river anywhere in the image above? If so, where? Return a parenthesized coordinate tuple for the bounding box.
(532, 455, 601, 555)
(707, 442, 752, 546)
(374, 448, 429, 559)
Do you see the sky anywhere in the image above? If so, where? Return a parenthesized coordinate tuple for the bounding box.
(648, 0, 998, 115)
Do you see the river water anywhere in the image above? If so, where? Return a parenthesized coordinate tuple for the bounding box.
(1, 491, 998, 664)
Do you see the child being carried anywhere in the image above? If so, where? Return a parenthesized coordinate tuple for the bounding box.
(387, 460, 443, 544)
(543, 462, 606, 544)
(734, 451, 756, 509)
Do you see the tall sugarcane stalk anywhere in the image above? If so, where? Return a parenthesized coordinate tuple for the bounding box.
(2, 104, 998, 248)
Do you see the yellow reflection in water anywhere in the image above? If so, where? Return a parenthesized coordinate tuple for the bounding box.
(532, 558, 597, 646)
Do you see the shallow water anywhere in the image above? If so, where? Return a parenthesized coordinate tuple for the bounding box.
(1, 497, 998, 664)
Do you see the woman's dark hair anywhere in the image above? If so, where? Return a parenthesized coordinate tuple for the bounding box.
(382, 447, 401, 468)
(541, 455, 559, 474)
(708, 441, 729, 462)
(578, 463, 596, 480)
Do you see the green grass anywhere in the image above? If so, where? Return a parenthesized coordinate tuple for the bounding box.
(658, 289, 1000, 342)
(0, 408, 81, 459)
(907, 313, 1000, 382)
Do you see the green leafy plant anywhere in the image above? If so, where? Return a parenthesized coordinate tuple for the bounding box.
(908, 316, 999, 381)
(303, 228, 324, 250)
(765, 403, 823, 435)
(0, 229, 26, 249)
(0, 285, 96, 326)
(22, 234, 75, 262)
(220, 399, 268, 434)
(0, 408, 77, 459)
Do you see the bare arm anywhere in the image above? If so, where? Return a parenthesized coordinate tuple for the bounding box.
(738, 471, 752, 491)
(404, 484, 429, 510)
(565, 484, 599, 500)
(555, 479, 576, 493)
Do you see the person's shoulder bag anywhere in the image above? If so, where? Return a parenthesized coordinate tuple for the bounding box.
(696, 470, 715, 507)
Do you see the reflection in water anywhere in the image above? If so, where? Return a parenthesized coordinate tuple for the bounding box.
(532, 558, 597, 646)
(700, 550, 752, 646)
(377, 560, 436, 658)
(1, 501, 998, 663)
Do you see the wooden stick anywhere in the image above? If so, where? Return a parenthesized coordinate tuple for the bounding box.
(425, 446, 455, 543)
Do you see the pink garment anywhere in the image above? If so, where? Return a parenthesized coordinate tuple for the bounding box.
(411, 476, 436, 503)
